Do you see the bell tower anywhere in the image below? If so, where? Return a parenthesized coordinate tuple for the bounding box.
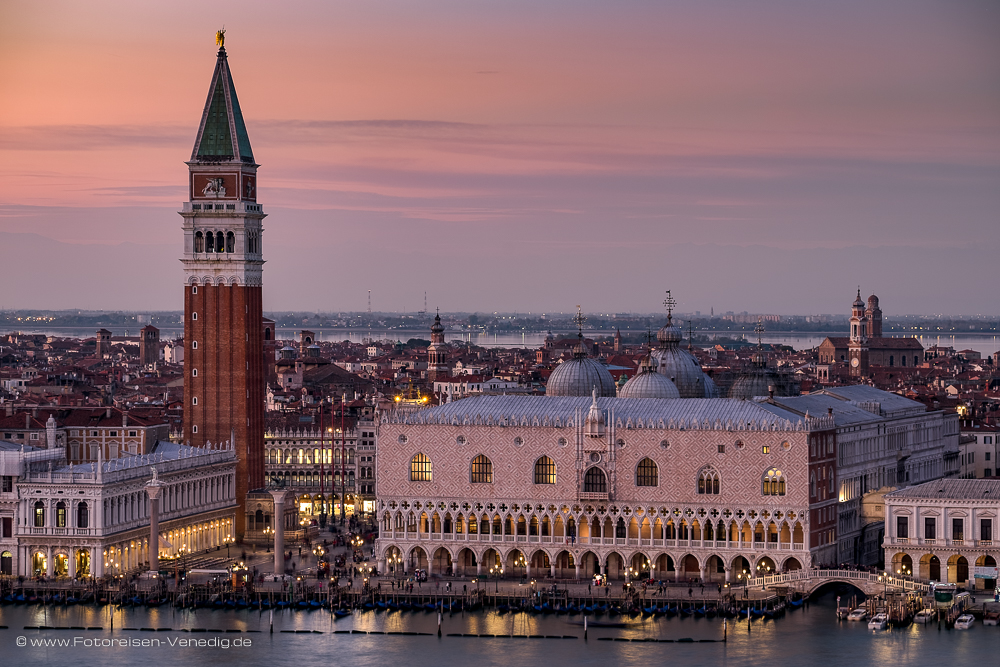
(866, 294, 882, 338)
(427, 309, 448, 381)
(848, 289, 869, 377)
(179, 35, 266, 537)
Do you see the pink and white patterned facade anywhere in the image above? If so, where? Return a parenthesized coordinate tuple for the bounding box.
(376, 395, 836, 582)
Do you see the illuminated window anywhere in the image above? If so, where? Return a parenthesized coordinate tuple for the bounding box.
(584, 467, 607, 493)
(410, 453, 432, 482)
(534, 456, 556, 484)
(470, 455, 493, 483)
(762, 468, 786, 496)
(636, 458, 658, 487)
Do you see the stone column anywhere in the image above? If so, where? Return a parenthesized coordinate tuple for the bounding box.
(269, 490, 287, 576)
(725, 567, 732, 583)
(93, 547, 103, 577)
(574, 562, 581, 580)
(146, 483, 163, 573)
(550, 562, 557, 578)
(68, 550, 77, 579)
(476, 560, 482, 576)
(46, 546, 53, 577)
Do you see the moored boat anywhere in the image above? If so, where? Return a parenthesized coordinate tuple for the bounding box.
(914, 608, 936, 624)
(954, 614, 975, 630)
(868, 613, 888, 631)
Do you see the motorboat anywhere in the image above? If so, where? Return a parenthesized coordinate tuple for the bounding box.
(914, 608, 936, 624)
(954, 614, 975, 629)
(983, 611, 1000, 626)
(848, 608, 869, 622)
(868, 613, 889, 630)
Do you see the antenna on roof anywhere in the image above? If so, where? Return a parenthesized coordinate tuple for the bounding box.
(755, 317, 765, 349)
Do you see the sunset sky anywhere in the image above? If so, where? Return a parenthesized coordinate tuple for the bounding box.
(1, 1, 998, 315)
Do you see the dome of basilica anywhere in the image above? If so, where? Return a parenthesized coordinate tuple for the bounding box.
(650, 314, 716, 398)
(546, 336, 617, 397)
(619, 368, 681, 399)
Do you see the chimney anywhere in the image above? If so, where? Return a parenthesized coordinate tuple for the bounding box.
(828, 407, 833, 415)
(106, 407, 111, 419)
(768, 385, 775, 399)
(26, 414, 31, 429)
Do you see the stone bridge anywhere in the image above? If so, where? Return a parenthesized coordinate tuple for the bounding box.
(745, 569, 931, 597)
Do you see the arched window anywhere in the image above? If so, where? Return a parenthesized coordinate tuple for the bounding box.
(194, 231, 204, 253)
(34, 501, 45, 527)
(636, 458, 658, 487)
(205, 231, 214, 253)
(410, 453, 432, 482)
(584, 467, 607, 493)
(762, 468, 786, 496)
(470, 454, 493, 483)
(56, 501, 67, 528)
(889, 355, 894, 367)
(698, 466, 720, 494)
(77, 502, 89, 529)
(226, 231, 235, 253)
(534, 456, 556, 484)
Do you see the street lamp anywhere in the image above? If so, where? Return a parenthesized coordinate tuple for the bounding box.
(263, 527, 273, 552)
(388, 554, 401, 578)
(223, 535, 233, 560)
(489, 565, 504, 592)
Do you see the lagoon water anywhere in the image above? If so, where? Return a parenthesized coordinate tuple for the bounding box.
(8, 326, 999, 358)
(1, 592, 995, 667)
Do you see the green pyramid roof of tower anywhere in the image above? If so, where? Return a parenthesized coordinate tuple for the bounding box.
(192, 47, 255, 163)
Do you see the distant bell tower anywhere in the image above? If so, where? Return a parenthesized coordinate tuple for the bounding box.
(139, 325, 160, 366)
(179, 34, 266, 538)
(865, 294, 882, 338)
(848, 289, 869, 377)
(427, 309, 448, 381)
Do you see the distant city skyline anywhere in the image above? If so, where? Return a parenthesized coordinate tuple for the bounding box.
(2, 1, 997, 314)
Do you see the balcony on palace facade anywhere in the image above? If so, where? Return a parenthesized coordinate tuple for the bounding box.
(888, 536, 997, 549)
(578, 492, 609, 502)
(380, 529, 806, 551)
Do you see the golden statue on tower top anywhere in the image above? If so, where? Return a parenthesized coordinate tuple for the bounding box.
(216, 29, 226, 48)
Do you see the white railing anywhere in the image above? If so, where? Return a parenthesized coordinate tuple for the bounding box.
(745, 568, 930, 593)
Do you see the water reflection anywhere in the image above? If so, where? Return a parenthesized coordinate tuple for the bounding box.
(2, 593, 997, 667)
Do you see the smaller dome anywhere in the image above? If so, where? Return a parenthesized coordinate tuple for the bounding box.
(545, 356, 617, 397)
(853, 289, 865, 308)
(430, 313, 444, 334)
(656, 316, 682, 345)
(619, 369, 680, 399)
